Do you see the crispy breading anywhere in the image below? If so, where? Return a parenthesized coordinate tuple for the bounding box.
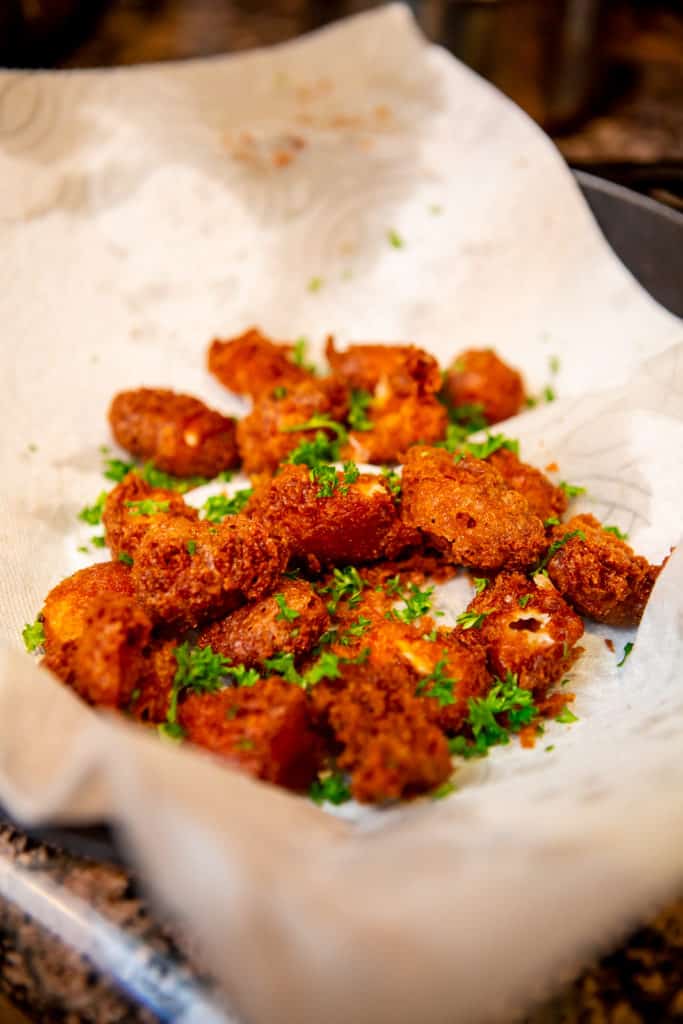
(342, 393, 448, 464)
(42, 562, 135, 682)
(129, 640, 178, 724)
(109, 388, 239, 478)
(444, 348, 525, 424)
(247, 464, 420, 569)
(325, 338, 441, 397)
(178, 678, 319, 789)
(546, 514, 663, 627)
(102, 474, 198, 558)
(236, 378, 348, 474)
(311, 664, 452, 802)
(197, 578, 330, 667)
(401, 447, 546, 571)
(71, 595, 152, 707)
(459, 571, 584, 691)
(132, 515, 287, 628)
(208, 327, 312, 399)
(488, 448, 568, 523)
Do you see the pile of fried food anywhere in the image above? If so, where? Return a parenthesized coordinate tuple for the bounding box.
(27, 329, 664, 805)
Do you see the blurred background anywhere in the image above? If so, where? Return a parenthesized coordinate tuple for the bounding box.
(1, 0, 682, 208)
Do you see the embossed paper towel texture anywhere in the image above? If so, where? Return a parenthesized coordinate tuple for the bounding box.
(1, 7, 682, 1024)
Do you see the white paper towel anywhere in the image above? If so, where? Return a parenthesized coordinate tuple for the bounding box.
(1, 7, 682, 1022)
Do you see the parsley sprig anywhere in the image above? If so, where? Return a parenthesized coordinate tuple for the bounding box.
(125, 499, 171, 517)
(348, 389, 373, 432)
(534, 528, 586, 574)
(386, 582, 436, 624)
(449, 672, 537, 758)
(274, 592, 300, 623)
(322, 567, 367, 614)
(201, 489, 253, 523)
(22, 618, 45, 653)
(310, 772, 351, 805)
(415, 656, 457, 707)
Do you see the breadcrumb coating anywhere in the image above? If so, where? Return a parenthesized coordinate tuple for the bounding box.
(208, 327, 312, 399)
(103, 474, 198, 558)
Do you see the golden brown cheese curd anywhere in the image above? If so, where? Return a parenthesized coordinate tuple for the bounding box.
(401, 447, 546, 572)
(109, 388, 239, 478)
(444, 348, 525, 425)
(129, 640, 178, 724)
(42, 562, 135, 683)
(197, 578, 330, 668)
(208, 327, 312, 399)
(236, 378, 348, 475)
(487, 448, 568, 523)
(247, 464, 419, 570)
(178, 678, 319, 789)
(311, 665, 452, 803)
(546, 514, 663, 627)
(102, 474, 198, 559)
(459, 571, 584, 692)
(325, 338, 442, 397)
(132, 515, 287, 629)
(71, 595, 152, 708)
(343, 393, 448, 465)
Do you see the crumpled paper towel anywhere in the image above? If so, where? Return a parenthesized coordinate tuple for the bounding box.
(1, 6, 682, 1022)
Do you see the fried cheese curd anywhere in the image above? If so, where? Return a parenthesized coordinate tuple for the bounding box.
(197, 578, 330, 668)
(236, 378, 349, 474)
(178, 678, 319, 789)
(71, 595, 152, 708)
(487, 448, 568, 523)
(42, 561, 135, 683)
(311, 663, 452, 803)
(208, 327, 313, 399)
(102, 474, 198, 558)
(401, 447, 546, 572)
(546, 514, 663, 627)
(327, 338, 448, 462)
(444, 348, 525, 425)
(247, 464, 419, 569)
(132, 515, 287, 628)
(459, 572, 584, 692)
(109, 388, 239, 478)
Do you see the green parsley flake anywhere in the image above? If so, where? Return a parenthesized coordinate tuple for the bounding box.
(118, 552, 134, 567)
(186, 540, 197, 556)
(559, 481, 586, 499)
(381, 466, 402, 498)
(323, 566, 367, 614)
(22, 618, 45, 653)
(272, 386, 288, 400)
(138, 462, 209, 494)
(308, 276, 324, 293)
(549, 355, 560, 375)
(604, 525, 629, 541)
(617, 641, 634, 668)
(340, 615, 372, 643)
(518, 594, 533, 609)
(91, 535, 106, 548)
(77, 545, 89, 554)
(302, 651, 343, 688)
(79, 492, 107, 525)
(125, 498, 171, 517)
(264, 652, 302, 684)
(472, 577, 488, 595)
(236, 738, 254, 751)
(544, 517, 560, 528)
(310, 463, 338, 498)
(545, 745, 555, 753)
(282, 413, 348, 443)
(465, 671, 537, 753)
(555, 707, 579, 724)
(422, 629, 439, 642)
(274, 592, 300, 623)
(543, 385, 556, 403)
(387, 228, 404, 248)
(462, 433, 519, 460)
(104, 458, 135, 483)
(291, 337, 316, 373)
(456, 610, 488, 630)
(431, 780, 456, 800)
(202, 489, 253, 523)
(534, 528, 586, 573)
(348, 389, 373, 432)
(310, 772, 351, 805)
(415, 657, 457, 707)
(388, 583, 435, 624)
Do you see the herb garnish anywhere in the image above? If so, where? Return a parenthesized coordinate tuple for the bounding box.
(310, 772, 351, 805)
(381, 466, 402, 498)
(604, 525, 629, 541)
(472, 577, 488, 595)
(534, 528, 586, 573)
(348, 389, 373, 432)
(387, 228, 404, 248)
(202, 489, 253, 522)
(555, 706, 579, 724)
(559, 481, 586, 499)
(79, 492, 107, 525)
(617, 641, 634, 668)
(322, 567, 367, 614)
(291, 337, 316, 373)
(518, 594, 533, 609)
(450, 671, 537, 757)
(118, 552, 134, 567)
(386, 583, 435, 624)
(22, 618, 45, 653)
(416, 657, 457, 707)
(104, 458, 135, 483)
(455, 610, 488, 630)
(274, 592, 300, 623)
(125, 498, 171, 517)
(431, 780, 456, 800)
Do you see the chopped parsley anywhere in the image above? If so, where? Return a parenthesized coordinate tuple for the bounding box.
(387, 583, 435, 624)
(307, 276, 324, 293)
(472, 577, 488, 595)
(310, 772, 351, 805)
(549, 355, 561, 375)
(604, 524, 629, 541)
(617, 641, 634, 668)
(381, 466, 402, 498)
(186, 540, 197, 556)
(138, 462, 210, 494)
(542, 385, 556, 403)
(91, 535, 106, 548)
(22, 618, 45, 653)
(340, 615, 372, 643)
(286, 430, 340, 468)
(77, 545, 89, 554)
(118, 552, 134, 567)
(464, 672, 537, 754)
(534, 528, 586, 573)
(310, 463, 338, 498)
(235, 738, 254, 751)
(348, 389, 373, 432)
(125, 498, 171, 517)
(227, 664, 261, 688)
(202, 489, 253, 522)
(272, 385, 288, 400)
(518, 594, 533, 609)
(555, 706, 579, 724)
(341, 461, 359, 489)
(422, 628, 439, 642)
(461, 433, 519, 460)
(282, 413, 348, 442)
(78, 492, 107, 525)
(559, 481, 586, 499)
(387, 228, 404, 248)
(302, 650, 343, 687)
(431, 780, 456, 800)
(274, 592, 300, 623)
(291, 337, 316, 373)
(263, 652, 301, 684)
(544, 517, 560, 528)
(322, 566, 367, 614)
(455, 610, 488, 630)
(415, 656, 457, 707)
(160, 642, 232, 739)
(104, 458, 135, 483)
